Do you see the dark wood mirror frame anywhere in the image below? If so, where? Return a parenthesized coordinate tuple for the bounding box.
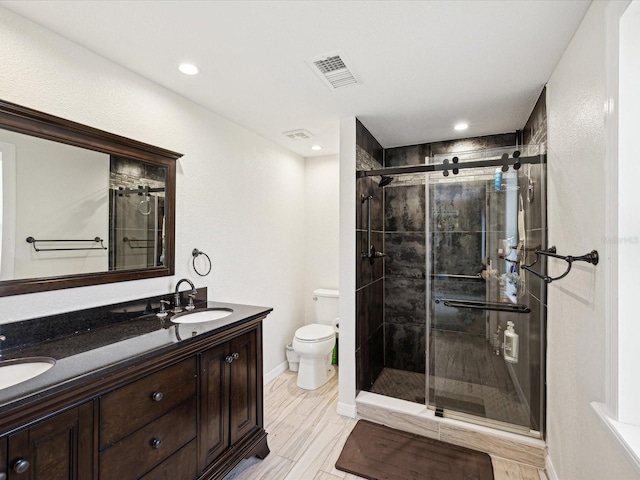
(0, 99, 181, 297)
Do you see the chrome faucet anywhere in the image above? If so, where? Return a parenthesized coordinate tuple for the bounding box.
(174, 278, 197, 313)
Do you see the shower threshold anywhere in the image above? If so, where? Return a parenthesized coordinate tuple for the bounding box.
(368, 367, 533, 435)
(356, 390, 546, 468)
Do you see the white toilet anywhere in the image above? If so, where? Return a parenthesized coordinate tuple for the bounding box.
(292, 288, 339, 390)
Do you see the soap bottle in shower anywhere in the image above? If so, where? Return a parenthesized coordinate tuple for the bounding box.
(493, 322, 502, 355)
(494, 168, 502, 191)
(503, 321, 519, 363)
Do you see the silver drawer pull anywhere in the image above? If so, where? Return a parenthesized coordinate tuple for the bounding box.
(225, 352, 240, 363)
(151, 391, 164, 402)
(151, 438, 162, 449)
(12, 459, 30, 474)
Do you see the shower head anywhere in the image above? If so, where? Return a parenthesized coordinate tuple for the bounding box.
(379, 175, 393, 187)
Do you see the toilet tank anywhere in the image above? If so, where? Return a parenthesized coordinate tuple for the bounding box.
(313, 288, 339, 325)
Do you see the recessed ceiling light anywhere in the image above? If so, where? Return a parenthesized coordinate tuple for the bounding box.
(178, 63, 200, 75)
(311, 145, 322, 151)
(454, 122, 469, 131)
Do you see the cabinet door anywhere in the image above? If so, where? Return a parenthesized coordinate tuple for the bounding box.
(0, 437, 7, 480)
(8, 403, 93, 480)
(199, 342, 230, 471)
(229, 330, 258, 445)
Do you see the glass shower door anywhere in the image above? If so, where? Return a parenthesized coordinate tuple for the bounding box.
(427, 153, 543, 433)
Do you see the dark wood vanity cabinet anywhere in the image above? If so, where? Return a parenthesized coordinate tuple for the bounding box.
(0, 316, 269, 480)
(98, 358, 198, 480)
(199, 330, 261, 474)
(0, 402, 93, 480)
(0, 437, 5, 480)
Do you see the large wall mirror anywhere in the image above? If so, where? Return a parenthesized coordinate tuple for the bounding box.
(0, 100, 180, 296)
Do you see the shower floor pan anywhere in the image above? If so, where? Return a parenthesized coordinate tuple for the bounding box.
(370, 333, 529, 428)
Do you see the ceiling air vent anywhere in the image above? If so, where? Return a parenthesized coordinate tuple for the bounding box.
(309, 52, 359, 90)
(283, 129, 314, 140)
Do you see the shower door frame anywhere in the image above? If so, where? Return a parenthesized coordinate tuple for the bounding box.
(422, 152, 545, 438)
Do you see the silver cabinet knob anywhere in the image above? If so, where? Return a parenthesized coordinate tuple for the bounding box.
(12, 459, 30, 474)
(0, 472, 7, 480)
(225, 352, 240, 363)
(151, 438, 162, 449)
(151, 391, 163, 402)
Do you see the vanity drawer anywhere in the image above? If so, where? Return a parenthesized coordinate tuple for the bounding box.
(100, 357, 196, 448)
(99, 397, 197, 480)
(138, 438, 197, 480)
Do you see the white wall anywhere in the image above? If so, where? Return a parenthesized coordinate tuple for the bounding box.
(617, 0, 640, 427)
(546, 1, 638, 478)
(0, 7, 306, 378)
(304, 154, 339, 324)
(338, 117, 356, 417)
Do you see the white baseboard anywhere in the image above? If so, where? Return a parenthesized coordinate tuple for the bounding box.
(546, 455, 558, 480)
(337, 401, 357, 418)
(264, 361, 288, 386)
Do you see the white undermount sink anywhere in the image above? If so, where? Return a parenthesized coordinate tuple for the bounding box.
(172, 308, 233, 324)
(0, 357, 56, 390)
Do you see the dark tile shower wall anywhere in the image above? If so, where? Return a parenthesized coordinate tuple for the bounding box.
(355, 120, 385, 392)
(517, 87, 548, 432)
(430, 180, 488, 335)
(383, 184, 426, 372)
(383, 133, 517, 374)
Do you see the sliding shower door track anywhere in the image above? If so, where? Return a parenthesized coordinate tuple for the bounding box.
(357, 153, 546, 178)
(426, 404, 540, 438)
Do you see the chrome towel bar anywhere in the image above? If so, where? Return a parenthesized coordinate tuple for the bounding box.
(26, 236, 107, 252)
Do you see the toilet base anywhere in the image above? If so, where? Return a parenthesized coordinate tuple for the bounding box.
(296, 356, 335, 390)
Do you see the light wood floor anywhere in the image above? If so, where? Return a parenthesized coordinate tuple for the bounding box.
(224, 369, 547, 480)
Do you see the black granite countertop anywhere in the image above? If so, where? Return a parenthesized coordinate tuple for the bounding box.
(0, 296, 272, 413)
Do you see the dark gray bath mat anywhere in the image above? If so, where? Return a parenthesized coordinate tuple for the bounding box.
(336, 420, 494, 480)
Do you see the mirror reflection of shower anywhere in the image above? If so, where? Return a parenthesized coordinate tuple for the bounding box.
(108, 156, 167, 271)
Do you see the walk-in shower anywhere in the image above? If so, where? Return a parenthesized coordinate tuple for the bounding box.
(356, 136, 547, 436)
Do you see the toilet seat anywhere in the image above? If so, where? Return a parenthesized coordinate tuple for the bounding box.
(294, 324, 334, 343)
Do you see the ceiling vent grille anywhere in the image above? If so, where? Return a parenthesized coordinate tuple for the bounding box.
(309, 52, 359, 90)
(283, 129, 314, 140)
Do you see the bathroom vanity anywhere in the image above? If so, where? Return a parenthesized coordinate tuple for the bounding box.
(0, 293, 272, 480)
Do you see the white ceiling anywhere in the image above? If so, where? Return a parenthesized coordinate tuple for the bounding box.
(0, 0, 590, 158)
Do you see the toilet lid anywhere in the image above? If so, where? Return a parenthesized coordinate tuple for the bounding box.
(295, 324, 334, 342)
